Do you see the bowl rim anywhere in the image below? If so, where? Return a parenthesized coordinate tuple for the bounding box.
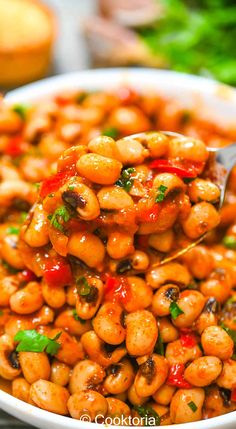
(2, 67, 236, 429)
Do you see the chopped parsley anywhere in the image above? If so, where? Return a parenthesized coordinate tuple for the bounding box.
(102, 126, 119, 139)
(48, 205, 71, 232)
(7, 226, 20, 235)
(33, 182, 40, 190)
(76, 277, 91, 296)
(68, 184, 75, 191)
(170, 302, 184, 320)
(154, 334, 165, 356)
(72, 309, 86, 324)
(134, 405, 160, 426)
(188, 401, 198, 412)
(222, 235, 236, 250)
(20, 212, 28, 223)
(12, 104, 30, 120)
(155, 185, 168, 203)
(14, 330, 61, 356)
(116, 167, 135, 192)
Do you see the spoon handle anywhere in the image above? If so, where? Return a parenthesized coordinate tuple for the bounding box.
(215, 142, 236, 172)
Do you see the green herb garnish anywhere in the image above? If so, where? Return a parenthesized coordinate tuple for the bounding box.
(188, 401, 198, 412)
(170, 301, 184, 319)
(116, 167, 135, 192)
(102, 126, 119, 139)
(222, 235, 236, 250)
(7, 226, 20, 235)
(48, 205, 71, 232)
(20, 212, 28, 223)
(134, 405, 160, 426)
(76, 92, 88, 104)
(72, 309, 86, 324)
(33, 183, 40, 190)
(221, 323, 236, 347)
(155, 185, 168, 203)
(12, 104, 30, 120)
(76, 277, 91, 296)
(154, 334, 165, 356)
(68, 184, 75, 191)
(14, 330, 61, 355)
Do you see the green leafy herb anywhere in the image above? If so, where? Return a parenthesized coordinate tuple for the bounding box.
(68, 184, 75, 191)
(72, 309, 86, 324)
(14, 330, 61, 355)
(102, 126, 119, 139)
(134, 405, 160, 426)
(170, 301, 184, 319)
(76, 92, 88, 103)
(48, 205, 71, 232)
(154, 334, 165, 356)
(188, 401, 198, 412)
(76, 277, 91, 296)
(221, 323, 236, 347)
(20, 212, 28, 223)
(12, 104, 30, 120)
(222, 235, 236, 250)
(155, 185, 168, 203)
(7, 226, 20, 235)
(33, 182, 40, 190)
(116, 167, 136, 192)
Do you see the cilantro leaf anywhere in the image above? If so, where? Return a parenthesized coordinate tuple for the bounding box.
(76, 277, 91, 296)
(188, 401, 198, 412)
(154, 334, 165, 356)
(48, 205, 71, 232)
(221, 323, 236, 348)
(155, 185, 168, 203)
(116, 168, 136, 192)
(102, 126, 119, 139)
(170, 302, 184, 319)
(14, 330, 61, 356)
(7, 226, 20, 235)
(12, 104, 30, 120)
(222, 235, 236, 250)
(134, 405, 160, 426)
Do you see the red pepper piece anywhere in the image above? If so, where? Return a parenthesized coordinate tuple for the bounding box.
(167, 363, 192, 389)
(5, 135, 26, 158)
(18, 269, 37, 284)
(180, 332, 197, 348)
(231, 388, 236, 402)
(137, 203, 160, 223)
(40, 170, 74, 198)
(104, 276, 131, 306)
(43, 259, 73, 287)
(149, 159, 202, 178)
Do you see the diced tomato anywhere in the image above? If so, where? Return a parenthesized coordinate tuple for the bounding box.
(104, 276, 131, 306)
(137, 203, 160, 223)
(180, 332, 197, 348)
(54, 95, 72, 107)
(43, 258, 73, 287)
(40, 170, 74, 198)
(149, 159, 204, 178)
(5, 135, 26, 158)
(18, 269, 37, 284)
(167, 364, 192, 389)
(231, 388, 236, 402)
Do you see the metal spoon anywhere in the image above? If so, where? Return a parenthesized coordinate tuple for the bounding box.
(125, 131, 236, 266)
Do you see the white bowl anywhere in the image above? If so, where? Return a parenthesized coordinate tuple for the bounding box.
(2, 68, 236, 429)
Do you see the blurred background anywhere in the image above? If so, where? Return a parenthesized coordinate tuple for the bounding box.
(0, 0, 236, 90)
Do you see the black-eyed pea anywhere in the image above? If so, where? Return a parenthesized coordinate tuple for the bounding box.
(69, 359, 105, 394)
(181, 202, 220, 239)
(153, 172, 185, 196)
(1, 234, 25, 270)
(152, 384, 176, 405)
(76, 277, 104, 320)
(188, 179, 220, 203)
(182, 245, 215, 280)
(50, 359, 70, 386)
(195, 297, 219, 334)
(152, 284, 180, 317)
(108, 106, 150, 136)
(216, 359, 236, 389)
(10, 282, 44, 315)
(0, 180, 37, 208)
(107, 231, 134, 259)
(148, 229, 174, 253)
(130, 251, 150, 271)
(168, 137, 208, 162)
(22, 203, 49, 247)
(201, 326, 234, 360)
(0, 345, 21, 380)
(5, 315, 34, 338)
(172, 290, 205, 328)
(67, 232, 105, 268)
(62, 183, 100, 221)
(106, 397, 131, 420)
(50, 329, 84, 366)
(81, 331, 127, 368)
(97, 186, 134, 211)
(42, 282, 66, 309)
(88, 135, 120, 159)
(134, 355, 169, 397)
(19, 352, 50, 384)
(184, 356, 222, 387)
(144, 132, 169, 158)
(30, 380, 70, 415)
(166, 339, 202, 365)
(149, 402, 172, 424)
(116, 138, 147, 165)
(128, 384, 149, 406)
(104, 358, 135, 395)
(32, 305, 54, 326)
(200, 268, 232, 303)
(68, 390, 108, 421)
(123, 277, 153, 312)
(76, 153, 122, 185)
(146, 262, 191, 289)
(126, 310, 158, 356)
(170, 388, 205, 423)
(12, 377, 30, 403)
(0, 109, 22, 133)
(66, 285, 77, 306)
(158, 317, 179, 343)
(55, 308, 91, 336)
(0, 276, 19, 306)
(93, 302, 125, 345)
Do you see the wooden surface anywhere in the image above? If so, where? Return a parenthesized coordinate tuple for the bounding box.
(1, 0, 95, 427)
